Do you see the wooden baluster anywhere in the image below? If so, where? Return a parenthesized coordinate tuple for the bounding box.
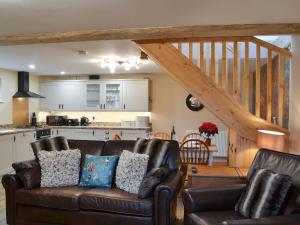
(243, 41, 250, 110)
(189, 42, 193, 63)
(178, 42, 182, 53)
(267, 49, 272, 122)
(210, 42, 215, 81)
(233, 41, 239, 100)
(222, 41, 227, 90)
(256, 45, 261, 117)
(200, 42, 205, 73)
(278, 54, 285, 127)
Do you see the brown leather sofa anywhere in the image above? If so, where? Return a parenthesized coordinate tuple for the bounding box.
(183, 149, 300, 225)
(2, 137, 183, 225)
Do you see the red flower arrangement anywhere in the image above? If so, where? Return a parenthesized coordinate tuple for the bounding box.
(198, 122, 218, 138)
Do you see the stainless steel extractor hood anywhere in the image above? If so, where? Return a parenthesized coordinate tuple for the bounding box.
(13, 71, 44, 98)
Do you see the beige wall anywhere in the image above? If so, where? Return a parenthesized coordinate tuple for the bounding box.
(0, 69, 39, 125)
(289, 36, 300, 154)
(40, 73, 225, 139)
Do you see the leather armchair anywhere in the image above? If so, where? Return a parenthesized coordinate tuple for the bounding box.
(183, 149, 300, 225)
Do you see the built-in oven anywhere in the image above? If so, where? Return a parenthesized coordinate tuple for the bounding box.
(36, 128, 51, 140)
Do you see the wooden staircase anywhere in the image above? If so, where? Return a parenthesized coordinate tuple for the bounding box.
(135, 37, 291, 167)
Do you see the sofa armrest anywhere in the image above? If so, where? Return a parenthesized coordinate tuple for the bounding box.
(183, 184, 245, 214)
(12, 159, 41, 189)
(2, 174, 23, 225)
(224, 213, 300, 225)
(154, 170, 183, 225)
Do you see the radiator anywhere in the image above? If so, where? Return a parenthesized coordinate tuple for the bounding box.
(211, 128, 228, 157)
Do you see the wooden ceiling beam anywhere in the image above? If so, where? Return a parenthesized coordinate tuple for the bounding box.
(0, 23, 300, 46)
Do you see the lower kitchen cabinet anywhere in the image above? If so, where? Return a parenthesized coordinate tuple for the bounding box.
(15, 131, 36, 162)
(0, 131, 37, 175)
(0, 135, 15, 175)
(51, 128, 72, 139)
(120, 130, 148, 140)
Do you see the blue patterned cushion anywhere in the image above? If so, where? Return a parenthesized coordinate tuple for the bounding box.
(79, 154, 119, 187)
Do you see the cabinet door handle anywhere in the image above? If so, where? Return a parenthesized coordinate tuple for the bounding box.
(59, 104, 61, 109)
(123, 104, 126, 110)
(34, 133, 36, 139)
(57, 130, 59, 135)
(103, 104, 106, 109)
(14, 136, 16, 142)
(120, 131, 123, 136)
(62, 104, 64, 109)
(93, 130, 95, 136)
(100, 104, 102, 109)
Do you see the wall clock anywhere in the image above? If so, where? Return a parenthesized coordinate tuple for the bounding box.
(186, 94, 204, 112)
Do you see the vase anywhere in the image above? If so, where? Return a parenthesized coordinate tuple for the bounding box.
(205, 138, 211, 146)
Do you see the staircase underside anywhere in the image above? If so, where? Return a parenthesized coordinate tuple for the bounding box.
(135, 41, 289, 141)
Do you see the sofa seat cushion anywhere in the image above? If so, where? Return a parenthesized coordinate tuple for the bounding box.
(80, 187, 153, 217)
(16, 186, 90, 211)
(187, 211, 245, 225)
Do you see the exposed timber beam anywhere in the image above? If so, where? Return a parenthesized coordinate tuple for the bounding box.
(135, 41, 289, 141)
(0, 23, 300, 46)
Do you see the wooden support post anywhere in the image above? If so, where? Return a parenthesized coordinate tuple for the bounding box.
(210, 42, 216, 81)
(221, 41, 227, 90)
(243, 41, 250, 110)
(256, 45, 261, 117)
(278, 54, 285, 127)
(233, 41, 239, 100)
(189, 42, 193, 62)
(199, 42, 205, 73)
(267, 49, 273, 122)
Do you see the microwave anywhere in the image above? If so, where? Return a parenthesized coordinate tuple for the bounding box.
(46, 115, 68, 126)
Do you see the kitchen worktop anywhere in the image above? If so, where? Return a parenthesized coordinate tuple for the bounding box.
(0, 125, 151, 137)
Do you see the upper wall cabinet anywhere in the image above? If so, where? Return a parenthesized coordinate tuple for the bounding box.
(40, 79, 149, 112)
(40, 81, 84, 111)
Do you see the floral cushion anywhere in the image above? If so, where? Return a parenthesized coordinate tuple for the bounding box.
(79, 154, 119, 187)
(115, 150, 149, 194)
(38, 149, 81, 188)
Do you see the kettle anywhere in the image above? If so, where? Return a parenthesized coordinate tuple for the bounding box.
(80, 117, 90, 126)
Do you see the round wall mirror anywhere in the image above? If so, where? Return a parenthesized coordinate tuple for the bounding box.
(186, 94, 204, 111)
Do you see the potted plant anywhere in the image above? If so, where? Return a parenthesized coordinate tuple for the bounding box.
(198, 122, 218, 146)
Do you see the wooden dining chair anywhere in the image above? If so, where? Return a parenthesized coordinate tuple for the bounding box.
(181, 132, 202, 143)
(112, 134, 122, 140)
(152, 132, 171, 140)
(179, 139, 210, 165)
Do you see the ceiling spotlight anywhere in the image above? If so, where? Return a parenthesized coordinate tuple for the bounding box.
(77, 50, 88, 56)
(29, 64, 35, 69)
(60, 71, 65, 75)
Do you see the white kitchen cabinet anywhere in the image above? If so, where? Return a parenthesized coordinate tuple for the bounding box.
(40, 81, 84, 111)
(52, 129, 72, 139)
(123, 80, 149, 111)
(0, 135, 15, 175)
(120, 130, 149, 140)
(40, 79, 149, 112)
(72, 129, 106, 141)
(103, 81, 123, 111)
(15, 132, 36, 162)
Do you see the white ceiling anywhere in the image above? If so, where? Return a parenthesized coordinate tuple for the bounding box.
(0, 40, 162, 75)
(0, 0, 300, 36)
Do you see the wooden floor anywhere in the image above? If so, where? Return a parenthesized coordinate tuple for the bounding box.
(0, 177, 183, 225)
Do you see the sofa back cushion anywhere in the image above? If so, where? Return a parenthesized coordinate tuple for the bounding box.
(248, 149, 300, 214)
(31, 136, 69, 158)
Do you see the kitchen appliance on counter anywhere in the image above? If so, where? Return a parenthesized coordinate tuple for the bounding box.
(36, 128, 51, 140)
(46, 115, 68, 126)
(80, 117, 90, 126)
(67, 119, 79, 126)
(136, 116, 150, 128)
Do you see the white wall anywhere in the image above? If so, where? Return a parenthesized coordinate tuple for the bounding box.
(0, 69, 39, 125)
(289, 36, 300, 154)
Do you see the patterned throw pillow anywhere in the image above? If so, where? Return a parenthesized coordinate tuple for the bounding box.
(115, 150, 149, 194)
(236, 169, 292, 219)
(38, 149, 81, 187)
(79, 154, 119, 187)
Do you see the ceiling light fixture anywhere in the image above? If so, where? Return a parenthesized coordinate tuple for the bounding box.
(99, 57, 143, 74)
(60, 71, 65, 75)
(29, 64, 35, 69)
(257, 129, 285, 136)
